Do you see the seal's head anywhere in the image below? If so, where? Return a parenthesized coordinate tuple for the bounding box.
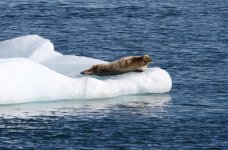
(142, 55, 152, 65)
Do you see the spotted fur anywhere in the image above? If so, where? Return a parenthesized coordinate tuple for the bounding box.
(81, 55, 152, 76)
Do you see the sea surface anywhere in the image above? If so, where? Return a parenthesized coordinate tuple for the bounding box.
(0, 0, 228, 149)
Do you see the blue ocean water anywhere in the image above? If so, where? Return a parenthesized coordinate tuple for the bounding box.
(0, 0, 228, 149)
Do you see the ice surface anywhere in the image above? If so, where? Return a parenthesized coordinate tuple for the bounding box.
(0, 35, 172, 104)
(0, 35, 61, 62)
(0, 35, 106, 76)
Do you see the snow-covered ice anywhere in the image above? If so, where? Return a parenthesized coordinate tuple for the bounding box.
(0, 35, 172, 104)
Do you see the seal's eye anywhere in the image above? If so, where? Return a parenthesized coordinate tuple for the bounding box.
(142, 55, 152, 64)
(147, 57, 152, 62)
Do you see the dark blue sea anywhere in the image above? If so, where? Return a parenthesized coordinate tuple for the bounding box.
(0, 0, 228, 149)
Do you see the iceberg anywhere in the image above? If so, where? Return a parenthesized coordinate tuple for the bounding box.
(0, 35, 172, 105)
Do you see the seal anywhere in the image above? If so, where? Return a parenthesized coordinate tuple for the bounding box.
(81, 55, 152, 76)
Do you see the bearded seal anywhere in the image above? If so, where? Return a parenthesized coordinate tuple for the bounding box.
(81, 55, 152, 76)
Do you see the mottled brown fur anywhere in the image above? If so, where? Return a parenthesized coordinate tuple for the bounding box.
(81, 55, 152, 76)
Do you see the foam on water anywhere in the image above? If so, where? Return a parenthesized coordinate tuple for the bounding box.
(0, 35, 172, 104)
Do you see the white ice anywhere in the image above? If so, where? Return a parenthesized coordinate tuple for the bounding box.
(0, 35, 172, 105)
